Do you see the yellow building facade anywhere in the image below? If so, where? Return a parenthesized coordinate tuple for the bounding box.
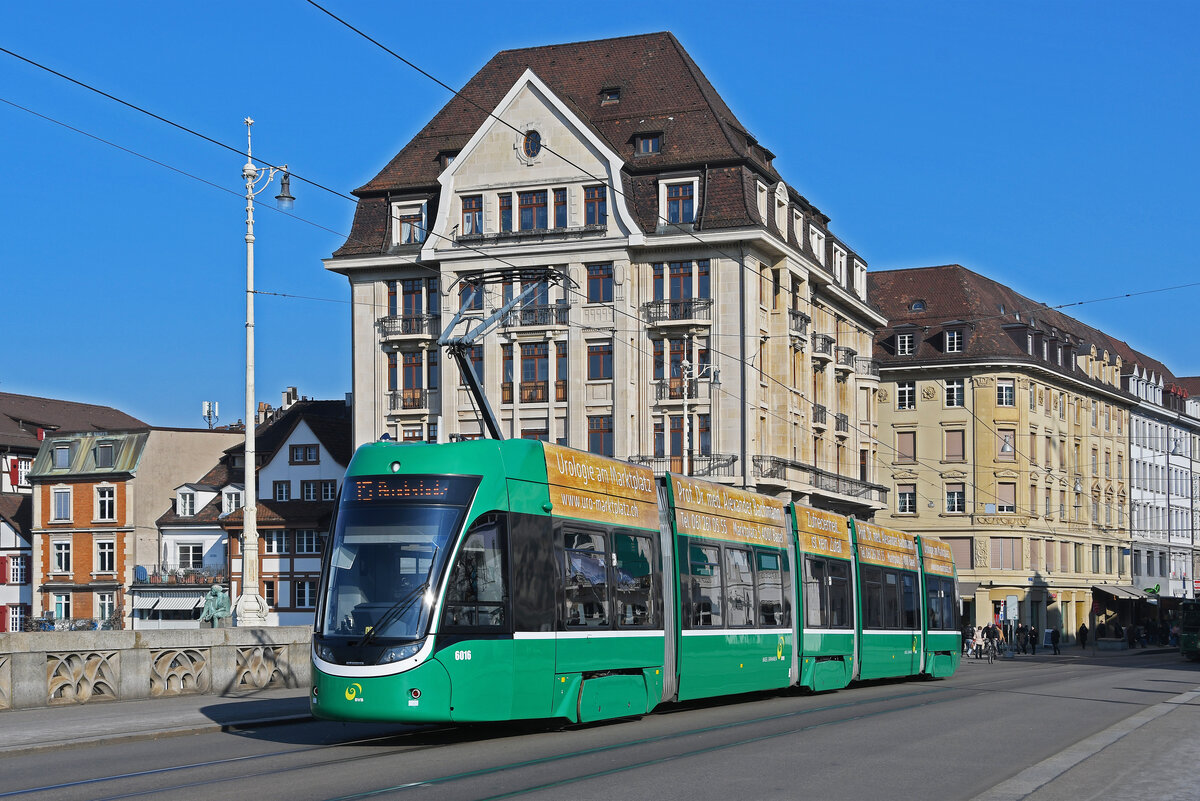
(870, 265, 1134, 639)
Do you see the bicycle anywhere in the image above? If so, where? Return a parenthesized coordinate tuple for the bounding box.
(985, 640, 999, 664)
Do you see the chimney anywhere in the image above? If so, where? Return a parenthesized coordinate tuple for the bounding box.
(282, 386, 299, 409)
(345, 392, 353, 408)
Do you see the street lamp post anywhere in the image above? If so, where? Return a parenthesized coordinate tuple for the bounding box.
(680, 358, 720, 476)
(234, 117, 293, 628)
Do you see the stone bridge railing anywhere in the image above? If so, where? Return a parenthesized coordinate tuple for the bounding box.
(0, 626, 312, 711)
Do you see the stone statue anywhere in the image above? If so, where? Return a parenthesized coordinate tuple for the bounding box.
(200, 583, 232, 626)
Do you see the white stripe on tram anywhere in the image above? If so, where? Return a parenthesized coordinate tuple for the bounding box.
(514, 630, 665, 640)
(682, 628, 793, 637)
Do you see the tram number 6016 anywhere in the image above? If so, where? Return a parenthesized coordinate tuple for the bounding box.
(454, 650, 473, 661)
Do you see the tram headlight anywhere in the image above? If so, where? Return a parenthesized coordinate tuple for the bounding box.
(315, 643, 336, 663)
(378, 641, 423, 665)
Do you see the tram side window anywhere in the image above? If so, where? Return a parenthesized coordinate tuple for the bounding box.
(863, 566, 884, 629)
(927, 577, 958, 631)
(902, 573, 917, 630)
(442, 514, 508, 629)
(725, 547, 754, 627)
(756, 551, 787, 627)
(688, 544, 723, 627)
(884, 572, 900, 629)
(804, 557, 826, 628)
(827, 560, 851, 628)
(614, 533, 658, 628)
(564, 531, 610, 628)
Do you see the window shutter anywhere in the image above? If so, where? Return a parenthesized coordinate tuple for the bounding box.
(948, 538, 972, 570)
(998, 483, 1016, 509)
(945, 430, 964, 461)
(0, 556, 7, 585)
(897, 431, 915, 462)
(7, 463, 17, 486)
(0, 605, 7, 633)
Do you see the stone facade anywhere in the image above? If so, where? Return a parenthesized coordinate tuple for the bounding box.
(326, 34, 886, 514)
(870, 265, 1136, 636)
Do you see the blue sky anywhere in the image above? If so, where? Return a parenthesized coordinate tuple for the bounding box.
(2, 1, 1197, 427)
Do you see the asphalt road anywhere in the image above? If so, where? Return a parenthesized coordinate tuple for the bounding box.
(1, 653, 1196, 801)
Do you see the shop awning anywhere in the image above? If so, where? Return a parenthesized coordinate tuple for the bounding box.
(131, 594, 159, 610)
(957, 582, 980, 597)
(155, 595, 203, 611)
(1093, 585, 1148, 600)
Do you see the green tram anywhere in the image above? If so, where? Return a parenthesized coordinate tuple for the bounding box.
(310, 439, 960, 724)
(1180, 599, 1200, 661)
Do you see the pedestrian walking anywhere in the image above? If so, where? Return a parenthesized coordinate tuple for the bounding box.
(1029, 624, 1038, 655)
(1078, 623, 1088, 649)
(1050, 627, 1060, 655)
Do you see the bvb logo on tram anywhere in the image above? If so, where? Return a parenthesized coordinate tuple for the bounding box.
(345, 682, 364, 702)
(776, 636, 785, 661)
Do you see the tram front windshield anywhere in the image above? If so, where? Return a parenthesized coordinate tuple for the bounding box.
(320, 503, 464, 641)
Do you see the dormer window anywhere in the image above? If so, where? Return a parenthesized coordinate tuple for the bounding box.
(756, 182, 768, 222)
(666, 183, 693, 224)
(944, 330, 963, 353)
(600, 87, 620, 105)
(896, 332, 915, 356)
(391, 201, 427, 246)
(910, 300, 926, 312)
(223, 490, 243, 514)
(636, 134, 660, 155)
(178, 491, 195, 517)
(53, 444, 71, 469)
(96, 443, 114, 468)
(809, 226, 826, 265)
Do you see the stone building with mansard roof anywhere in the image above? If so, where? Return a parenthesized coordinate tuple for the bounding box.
(870, 264, 1139, 635)
(325, 32, 888, 516)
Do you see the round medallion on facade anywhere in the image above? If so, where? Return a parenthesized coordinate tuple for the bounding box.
(523, 130, 542, 158)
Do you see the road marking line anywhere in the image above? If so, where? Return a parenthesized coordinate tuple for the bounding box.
(972, 687, 1200, 801)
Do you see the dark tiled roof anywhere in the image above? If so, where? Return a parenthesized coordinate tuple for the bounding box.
(1176, 377, 1200, 396)
(330, 32, 851, 266)
(0, 392, 146, 453)
(0, 492, 32, 538)
(221, 500, 335, 527)
(868, 264, 1135, 399)
(224, 400, 352, 468)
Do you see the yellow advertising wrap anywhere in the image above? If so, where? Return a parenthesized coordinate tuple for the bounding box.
(854, 520, 918, 571)
(543, 443, 659, 530)
(669, 474, 787, 548)
(792, 503, 851, 560)
(921, 537, 956, 577)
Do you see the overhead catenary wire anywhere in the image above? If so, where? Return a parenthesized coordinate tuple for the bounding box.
(2, 65, 1187, 515)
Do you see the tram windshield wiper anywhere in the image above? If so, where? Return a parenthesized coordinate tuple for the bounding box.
(357, 579, 430, 648)
(357, 544, 439, 648)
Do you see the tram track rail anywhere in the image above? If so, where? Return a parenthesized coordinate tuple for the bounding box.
(1, 683, 974, 801)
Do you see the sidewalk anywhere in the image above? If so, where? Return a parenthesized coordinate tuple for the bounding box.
(958, 643, 1178, 664)
(0, 686, 312, 756)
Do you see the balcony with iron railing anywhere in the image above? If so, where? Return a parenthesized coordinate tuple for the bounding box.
(388, 388, 430, 411)
(812, 403, 828, 429)
(376, 313, 440, 340)
(751, 456, 888, 506)
(855, 357, 880, 378)
(812, 334, 835, 363)
(519, 381, 549, 403)
(133, 562, 227, 586)
(502, 380, 567, 404)
(788, 309, 811, 339)
(629, 453, 738, 477)
(643, 298, 713, 326)
(834, 346, 857, 373)
(498, 303, 570, 328)
(835, 413, 850, 436)
(456, 223, 607, 246)
(655, 377, 699, 401)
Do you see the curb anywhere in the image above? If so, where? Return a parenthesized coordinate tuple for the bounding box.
(0, 712, 315, 757)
